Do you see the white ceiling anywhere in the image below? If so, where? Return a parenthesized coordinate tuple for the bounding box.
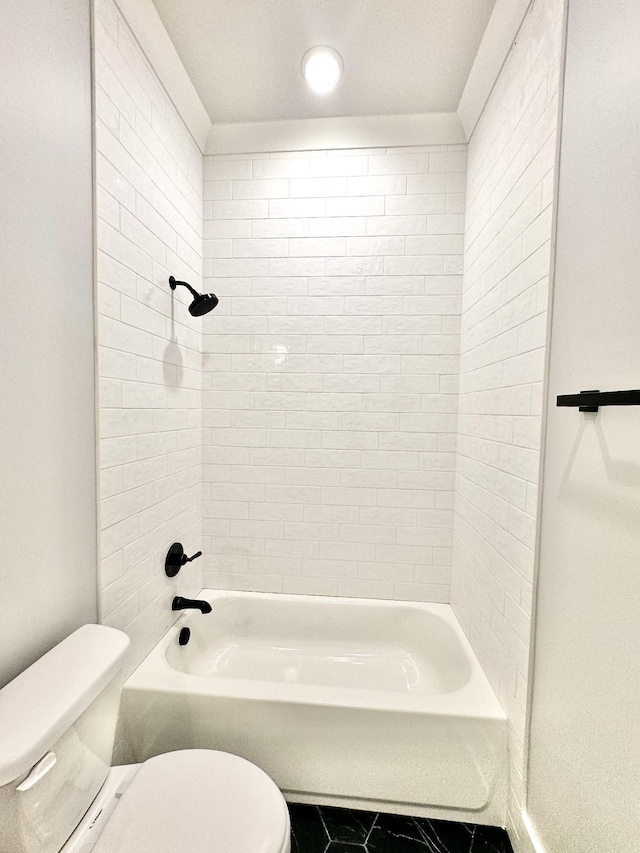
(151, 0, 497, 125)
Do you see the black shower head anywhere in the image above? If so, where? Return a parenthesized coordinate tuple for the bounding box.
(169, 276, 218, 317)
(189, 292, 219, 316)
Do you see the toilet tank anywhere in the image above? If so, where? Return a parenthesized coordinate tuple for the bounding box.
(0, 625, 130, 853)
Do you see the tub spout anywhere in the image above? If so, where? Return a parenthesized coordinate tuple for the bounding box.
(172, 596, 212, 614)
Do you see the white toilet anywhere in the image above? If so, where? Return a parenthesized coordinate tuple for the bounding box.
(0, 625, 291, 853)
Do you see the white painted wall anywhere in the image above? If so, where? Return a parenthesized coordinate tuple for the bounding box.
(0, 0, 97, 687)
(450, 0, 565, 840)
(525, 1, 640, 850)
(94, 0, 204, 676)
(201, 145, 466, 599)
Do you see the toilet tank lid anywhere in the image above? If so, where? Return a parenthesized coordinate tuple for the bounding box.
(0, 625, 130, 787)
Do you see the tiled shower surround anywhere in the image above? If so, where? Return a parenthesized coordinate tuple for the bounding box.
(200, 146, 466, 599)
(95, 0, 204, 675)
(92, 1, 565, 842)
(450, 0, 565, 847)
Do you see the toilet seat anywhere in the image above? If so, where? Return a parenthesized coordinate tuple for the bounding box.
(92, 749, 290, 853)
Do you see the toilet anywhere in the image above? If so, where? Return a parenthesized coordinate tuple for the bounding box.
(0, 625, 291, 853)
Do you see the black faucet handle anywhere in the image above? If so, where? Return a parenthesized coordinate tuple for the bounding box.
(182, 550, 202, 564)
(165, 543, 202, 577)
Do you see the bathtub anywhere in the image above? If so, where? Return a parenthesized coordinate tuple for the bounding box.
(118, 591, 507, 825)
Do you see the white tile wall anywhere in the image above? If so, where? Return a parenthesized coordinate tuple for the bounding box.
(449, 0, 565, 845)
(95, 0, 204, 676)
(201, 145, 466, 600)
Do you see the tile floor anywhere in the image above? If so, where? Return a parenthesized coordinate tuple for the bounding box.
(289, 804, 513, 853)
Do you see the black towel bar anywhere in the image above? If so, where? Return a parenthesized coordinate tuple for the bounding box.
(556, 389, 640, 412)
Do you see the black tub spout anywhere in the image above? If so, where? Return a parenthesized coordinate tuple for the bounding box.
(172, 596, 212, 614)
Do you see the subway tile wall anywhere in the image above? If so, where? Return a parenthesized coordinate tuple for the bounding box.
(201, 146, 467, 600)
(449, 0, 565, 847)
(95, 0, 204, 676)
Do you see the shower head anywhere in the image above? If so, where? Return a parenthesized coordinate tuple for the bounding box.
(169, 276, 219, 317)
(188, 292, 219, 316)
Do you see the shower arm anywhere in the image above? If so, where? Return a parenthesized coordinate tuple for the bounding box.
(169, 276, 200, 300)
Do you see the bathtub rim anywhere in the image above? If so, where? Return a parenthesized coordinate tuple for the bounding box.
(125, 590, 506, 721)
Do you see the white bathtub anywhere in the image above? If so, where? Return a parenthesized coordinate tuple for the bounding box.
(119, 591, 507, 825)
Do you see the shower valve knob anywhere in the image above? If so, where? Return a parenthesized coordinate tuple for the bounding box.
(165, 542, 202, 577)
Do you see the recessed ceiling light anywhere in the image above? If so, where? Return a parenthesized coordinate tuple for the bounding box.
(302, 46, 343, 94)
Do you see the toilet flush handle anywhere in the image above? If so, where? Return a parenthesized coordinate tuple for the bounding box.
(17, 752, 57, 791)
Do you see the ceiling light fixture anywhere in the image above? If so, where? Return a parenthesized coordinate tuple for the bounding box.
(302, 46, 343, 94)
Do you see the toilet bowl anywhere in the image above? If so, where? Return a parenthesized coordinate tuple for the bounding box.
(90, 750, 290, 853)
(0, 625, 290, 853)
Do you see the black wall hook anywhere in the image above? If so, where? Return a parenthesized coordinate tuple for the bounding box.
(165, 542, 203, 578)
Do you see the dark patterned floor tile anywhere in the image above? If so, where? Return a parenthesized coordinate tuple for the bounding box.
(415, 818, 475, 853)
(471, 825, 513, 853)
(320, 806, 378, 844)
(289, 804, 330, 853)
(374, 814, 430, 842)
(288, 803, 513, 853)
(367, 814, 433, 852)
